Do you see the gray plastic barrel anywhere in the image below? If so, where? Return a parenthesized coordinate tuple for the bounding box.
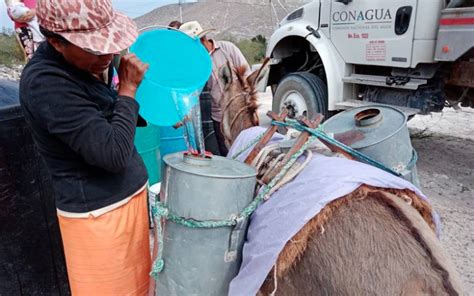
(156, 153, 257, 295)
(323, 105, 420, 187)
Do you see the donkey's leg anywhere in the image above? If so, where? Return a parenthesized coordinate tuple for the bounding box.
(262, 191, 463, 296)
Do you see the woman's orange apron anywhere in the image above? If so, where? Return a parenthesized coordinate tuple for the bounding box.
(57, 189, 151, 295)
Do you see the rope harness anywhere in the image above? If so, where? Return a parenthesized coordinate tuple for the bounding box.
(150, 132, 316, 279)
(150, 119, 402, 279)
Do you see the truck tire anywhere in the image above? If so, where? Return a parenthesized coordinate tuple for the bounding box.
(272, 73, 328, 122)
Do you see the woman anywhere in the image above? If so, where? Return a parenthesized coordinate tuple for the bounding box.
(20, 0, 151, 294)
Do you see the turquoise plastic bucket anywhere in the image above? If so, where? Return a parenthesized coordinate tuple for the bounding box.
(130, 29, 212, 126)
(135, 124, 161, 184)
(159, 127, 187, 157)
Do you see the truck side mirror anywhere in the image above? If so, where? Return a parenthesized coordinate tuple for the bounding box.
(336, 0, 352, 4)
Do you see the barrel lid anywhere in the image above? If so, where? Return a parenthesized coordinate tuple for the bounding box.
(163, 153, 257, 179)
(322, 105, 407, 149)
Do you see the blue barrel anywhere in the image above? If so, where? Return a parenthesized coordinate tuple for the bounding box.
(159, 126, 187, 158)
(135, 124, 161, 184)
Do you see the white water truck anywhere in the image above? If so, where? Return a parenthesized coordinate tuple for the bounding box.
(258, 0, 474, 119)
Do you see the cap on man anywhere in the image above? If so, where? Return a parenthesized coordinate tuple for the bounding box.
(19, 0, 151, 294)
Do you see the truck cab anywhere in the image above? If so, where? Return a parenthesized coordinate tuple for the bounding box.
(261, 0, 474, 119)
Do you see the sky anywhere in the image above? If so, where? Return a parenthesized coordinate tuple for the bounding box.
(1, 0, 178, 31)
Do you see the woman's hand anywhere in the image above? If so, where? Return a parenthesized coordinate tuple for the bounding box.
(15, 10, 35, 23)
(117, 53, 149, 99)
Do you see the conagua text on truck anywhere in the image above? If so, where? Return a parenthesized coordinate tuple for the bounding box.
(258, 0, 474, 119)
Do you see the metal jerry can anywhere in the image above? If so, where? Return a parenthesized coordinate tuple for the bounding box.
(323, 105, 419, 187)
(154, 153, 257, 295)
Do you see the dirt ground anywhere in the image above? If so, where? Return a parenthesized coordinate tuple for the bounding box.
(257, 92, 474, 294)
(409, 109, 474, 294)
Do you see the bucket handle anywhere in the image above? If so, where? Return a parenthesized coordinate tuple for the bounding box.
(225, 216, 246, 263)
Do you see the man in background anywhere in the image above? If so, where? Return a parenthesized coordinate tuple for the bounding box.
(180, 21, 250, 156)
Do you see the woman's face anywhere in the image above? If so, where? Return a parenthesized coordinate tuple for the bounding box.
(49, 38, 114, 75)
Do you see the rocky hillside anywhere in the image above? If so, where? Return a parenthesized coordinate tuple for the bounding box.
(135, 1, 303, 40)
(0, 65, 23, 81)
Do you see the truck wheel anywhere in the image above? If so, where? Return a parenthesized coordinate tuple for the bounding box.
(273, 73, 328, 121)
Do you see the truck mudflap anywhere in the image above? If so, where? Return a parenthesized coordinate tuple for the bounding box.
(435, 7, 474, 61)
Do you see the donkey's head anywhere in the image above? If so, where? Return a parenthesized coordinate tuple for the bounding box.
(219, 58, 270, 148)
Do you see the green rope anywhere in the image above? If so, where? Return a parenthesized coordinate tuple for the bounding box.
(230, 131, 266, 160)
(150, 135, 316, 280)
(239, 135, 316, 218)
(149, 205, 168, 278)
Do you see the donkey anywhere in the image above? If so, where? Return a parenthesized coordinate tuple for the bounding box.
(257, 184, 463, 295)
(218, 58, 270, 148)
(218, 68, 464, 294)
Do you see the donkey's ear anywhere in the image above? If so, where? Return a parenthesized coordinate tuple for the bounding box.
(218, 62, 233, 88)
(246, 57, 271, 88)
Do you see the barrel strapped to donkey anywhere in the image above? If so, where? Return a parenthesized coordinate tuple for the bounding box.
(150, 153, 257, 295)
(149, 129, 315, 295)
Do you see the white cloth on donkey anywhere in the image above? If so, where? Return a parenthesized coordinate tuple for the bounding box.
(227, 126, 441, 296)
